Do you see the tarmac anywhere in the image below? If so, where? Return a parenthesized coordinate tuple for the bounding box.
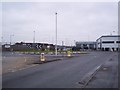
(2, 51, 83, 74)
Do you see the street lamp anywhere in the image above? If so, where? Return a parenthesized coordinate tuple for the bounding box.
(55, 12, 58, 56)
(113, 31, 115, 35)
(33, 31, 35, 44)
(10, 34, 14, 45)
(33, 31, 36, 53)
(74, 40, 76, 46)
(110, 31, 116, 35)
(1, 36, 3, 45)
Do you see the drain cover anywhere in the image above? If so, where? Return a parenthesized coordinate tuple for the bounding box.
(103, 67, 108, 71)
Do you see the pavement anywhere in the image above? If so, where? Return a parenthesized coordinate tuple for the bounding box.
(2, 51, 118, 88)
(85, 52, 118, 88)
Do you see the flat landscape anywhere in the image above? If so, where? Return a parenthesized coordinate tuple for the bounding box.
(2, 51, 118, 88)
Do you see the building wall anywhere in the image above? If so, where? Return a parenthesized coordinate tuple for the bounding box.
(2, 43, 55, 51)
(101, 37, 119, 48)
(96, 36, 120, 51)
(76, 42, 96, 50)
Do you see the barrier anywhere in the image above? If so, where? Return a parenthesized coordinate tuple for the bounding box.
(40, 53, 45, 61)
(67, 51, 71, 56)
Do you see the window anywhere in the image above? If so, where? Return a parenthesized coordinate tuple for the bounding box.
(116, 41, 120, 43)
(102, 41, 114, 43)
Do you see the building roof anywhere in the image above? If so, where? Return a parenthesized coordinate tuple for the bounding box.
(96, 35, 120, 41)
(76, 41, 96, 44)
(101, 35, 120, 37)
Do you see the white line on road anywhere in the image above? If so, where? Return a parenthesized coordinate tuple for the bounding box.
(9, 64, 39, 73)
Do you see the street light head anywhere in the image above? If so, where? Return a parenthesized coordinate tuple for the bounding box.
(10, 34, 14, 36)
(55, 12, 57, 15)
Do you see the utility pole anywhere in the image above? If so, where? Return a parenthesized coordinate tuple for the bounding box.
(55, 12, 58, 56)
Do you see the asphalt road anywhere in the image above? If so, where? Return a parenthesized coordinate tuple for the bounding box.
(2, 51, 77, 74)
(2, 51, 117, 88)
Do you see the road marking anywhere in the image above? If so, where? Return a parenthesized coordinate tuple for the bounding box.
(9, 64, 39, 73)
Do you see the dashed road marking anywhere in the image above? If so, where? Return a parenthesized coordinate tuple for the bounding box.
(8, 64, 39, 73)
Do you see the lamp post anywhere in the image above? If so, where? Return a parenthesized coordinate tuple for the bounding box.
(110, 31, 115, 35)
(33, 31, 35, 44)
(55, 12, 58, 56)
(1, 36, 3, 45)
(33, 31, 35, 53)
(62, 41, 64, 46)
(10, 34, 14, 45)
(113, 31, 115, 35)
(74, 40, 76, 46)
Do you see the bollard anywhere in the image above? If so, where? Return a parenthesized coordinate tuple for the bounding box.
(67, 51, 71, 57)
(40, 53, 45, 61)
(110, 48, 113, 52)
(24, 57, 27, 62)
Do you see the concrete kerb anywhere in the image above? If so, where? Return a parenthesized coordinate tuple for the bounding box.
(32, 55, 77, 64)
(34, 58, 63, 64)
(78, 64, 103, 88)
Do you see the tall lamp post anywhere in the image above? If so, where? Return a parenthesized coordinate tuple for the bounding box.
(74, 40, 76, 46)
(33, 31, 35, 53)
(110, 31, 115, 35)
(10, 34, 14, 52)
(10, 34, 14, 45)
(55, 12, 58, 56)
(33, 31, 35, 44)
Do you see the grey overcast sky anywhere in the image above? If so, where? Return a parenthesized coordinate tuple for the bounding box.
(2, 2, 118, 45)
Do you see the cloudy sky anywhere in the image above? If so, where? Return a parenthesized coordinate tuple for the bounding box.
(2, 2, 118, 45)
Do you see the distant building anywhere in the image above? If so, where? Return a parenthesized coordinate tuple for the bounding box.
(76, 41, 96, 50)
(2, 42, 55, 51)
(96, 35, 120, 51)
(2, 44, 11, 51)
(2, 41, 74, 51)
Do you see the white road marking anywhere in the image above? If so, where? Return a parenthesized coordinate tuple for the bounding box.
(10, 64, 39, 73)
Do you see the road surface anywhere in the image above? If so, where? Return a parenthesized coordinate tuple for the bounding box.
(2, 51, 118, 88)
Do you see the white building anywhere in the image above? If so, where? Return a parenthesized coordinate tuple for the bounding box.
(96, 35, 120, 51)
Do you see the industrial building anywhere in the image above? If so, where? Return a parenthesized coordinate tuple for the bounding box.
(2, 35, 120, 52)
(2, 42, 55, 51)
(75, 41, 96, 50)
(75, 35, 120, 51)
(2, 42, 73, 51)
(96, 35, 120, 51)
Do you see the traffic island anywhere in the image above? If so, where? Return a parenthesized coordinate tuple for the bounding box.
(32, 55, 75, 64)
(33, 57, 63, 64)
